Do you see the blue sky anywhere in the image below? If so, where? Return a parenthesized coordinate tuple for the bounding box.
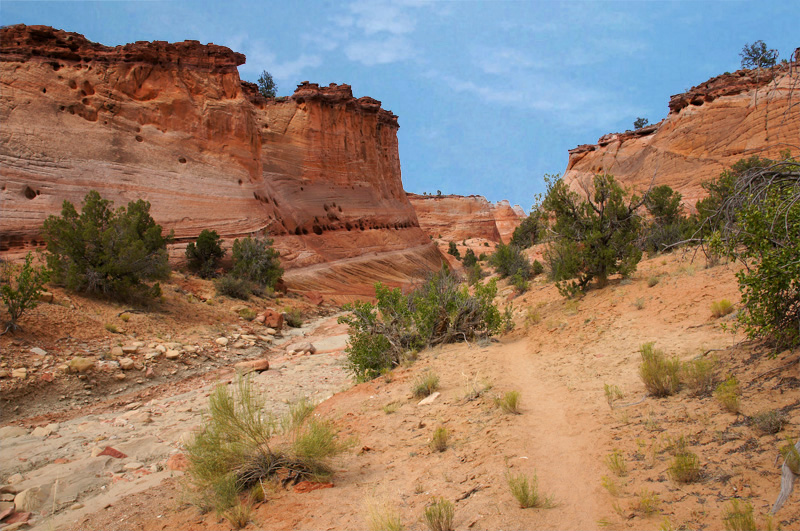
(2, 1, 797, 209)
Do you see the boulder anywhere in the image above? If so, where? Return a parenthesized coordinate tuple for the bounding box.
(68, 357, 95, 373)
(11, 368, 27, 379)
(166, 453, 188, 471)
(259, 309, 284, 330)
(29, 347, 47, 356)
(37, 291, 54, 303)
(215, 337, 229, 346)
(118, 357, 135, 370)
(165, 349, 181, 360)
(14, 487, 47, 512)
(0, 426, 27, 439)
(234, 359, 269, 374)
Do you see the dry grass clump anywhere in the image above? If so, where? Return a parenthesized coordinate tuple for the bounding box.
(412, 371, 440, 398)
(494, 390, 521, 414)
(749, 409, 788, 435)
(600, 475, 621, 497)
(237, 307, 257, 321)
(185, 378, 349, 520)
(366, 498, 405, 531)
(682, 356, 719, 396)
(224, 500, 252, 529)
(423, 498, 454, 531)
(638, 343, 681, 397)
(606, 449, 628, 477)
(711, 299, 735, 318)
(668, 452, 701, 483)
(714, 376, 741, 413)
(647, 275, 660, 287)
(779, 437, 800, 474)
(429, 426, 449, 452)
(507, 471, 555, 508)
(603, 384, 625, 408)
(722, 499, 756, 531)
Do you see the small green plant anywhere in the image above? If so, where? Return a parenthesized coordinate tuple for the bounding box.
(120, 313, 130, 322)
(423, 498, 454, 531)
(668, 452, 701, 483)
(1, 252, 50, 334)
(638, 343, 681, 397)
(237, 308, 257, 321)
(606, 449, 628, 477)
(382, 402, 400, 414)
(494, 390, 521, 414)
(429, 426, 449, 452)
(507, 470, 554, 508)
(711, 299, 735, 318)
(633, 297, 645, 310)
(647, 276, 660, 287)
(104, 323, 120, 334)
(412, 371, 440, 399)
(215, 275, 255, 300)
(462, 248, 477, 267)
(284, 306, 303, 328)
(682, 356, 720, 396)
(715, 376, 741, 413)
(722, 499, 756, 531)
(604, 384, 625, 408)
(601, 475, 621, 497)
(635, 489, 660, 516)
(750, 409, 787, 435)
(186, 229, 225, 279)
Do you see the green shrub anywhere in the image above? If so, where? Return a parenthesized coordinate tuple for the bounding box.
(231, 236, 283, 289)
(703, 155, 799, 349)
(647, 276, 660, 287)
(412, 371, 440, 398)
(237, 308, 257, 321)
(447, 241, 460, 260)
(638, 343, 681, 397)
(423, 498, 454, 531)
(779, 437, 800, 475)
(462, 248, 477, 267)
(668, 452, 701, 483)
(42, 190, 172, 302)
(215, 275, 255, 300)
(1, 252, 49, 334)
(740, 40, 778, 69)
(510, 272, 528, 293)
(186, 229, 225, 278)
(339, 268, 505, 381)
(507, 471, 554, 508)
(715, 376, 741, 413)
(366, 499, 405, 531)
(490, 243, 532, 281)
(606, 449, 628, 477)
(542, 173, 643, 296)
(466, 263, 482, 285)
(635, 489, 660, 516)
(510, 211, 545, 249)
(603, 384, 624, 408)
(711, 299, 735, 318)
(531, 259, 544, 276)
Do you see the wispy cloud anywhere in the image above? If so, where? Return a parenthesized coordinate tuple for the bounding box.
(222, 35, 321, 81)
(345, 36, 415, 66)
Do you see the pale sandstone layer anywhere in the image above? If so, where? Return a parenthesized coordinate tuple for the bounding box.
(0, 25, 443, 295)
(407, 194, 525, 244)
(563, 64, 800, 208)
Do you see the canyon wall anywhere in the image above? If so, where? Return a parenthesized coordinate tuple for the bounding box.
(407, 194, 525, 244)
(0, 25, 443, 296)
(563, 63, 800, 208)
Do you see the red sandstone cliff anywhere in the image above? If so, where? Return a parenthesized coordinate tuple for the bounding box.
(564, 63, 800, 208)
(407, 194, 525, 244)
(0, 25, 443, 296)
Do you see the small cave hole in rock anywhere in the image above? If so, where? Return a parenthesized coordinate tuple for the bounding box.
(135, 135, 143, 142)
(68, 79, 77, 90)
(41, 88, 47, 94)
(178, 157, 187, 164)
(294, 227, 302, 236)
(82, 98, 90, 105)
(238, 179, 243, 185)
(23, 186, 37, 200)
(302, 228, 309, 235)
(312, 225, 323, 235)
(300, 186, 304, 191)
(59, 106, 65, 112)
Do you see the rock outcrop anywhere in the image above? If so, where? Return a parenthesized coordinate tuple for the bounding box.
(407, 194, 525, 244)
(564, 63, 800, 208)
(0, 25, 442, 296)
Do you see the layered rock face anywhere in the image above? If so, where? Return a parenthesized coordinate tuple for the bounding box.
(564, 63, 800, 208)
(407, 194, 525, 244)
(0, 25, 442, 296)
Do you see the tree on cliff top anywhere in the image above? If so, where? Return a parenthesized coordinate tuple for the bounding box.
(740, 40, 778, 69)
(257, 70, 277, 99)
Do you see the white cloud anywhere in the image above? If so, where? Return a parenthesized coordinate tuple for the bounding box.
(347, 1, 416, 35)
(473, 46, 544, 75)
(225, 36, 321, 82)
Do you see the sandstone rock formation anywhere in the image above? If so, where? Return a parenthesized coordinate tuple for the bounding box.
(407, 194, 525, 244)
(564, 63, 800, 208)
(0, 25, 442, 296)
